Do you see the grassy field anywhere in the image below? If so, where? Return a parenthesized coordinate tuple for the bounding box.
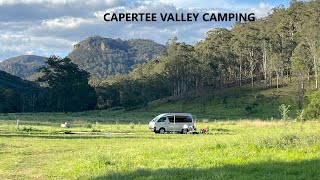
(0, 118, 319, 179)
(0, 82, 319, 179)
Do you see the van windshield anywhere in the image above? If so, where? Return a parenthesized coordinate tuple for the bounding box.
(157, 117, 166, 122)
(151, 114, 163, 122)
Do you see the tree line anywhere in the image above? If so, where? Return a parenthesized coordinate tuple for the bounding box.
(94, 1, 319, 110)
(0, 56, 97, 113)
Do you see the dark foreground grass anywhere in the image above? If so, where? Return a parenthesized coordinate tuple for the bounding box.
(95, 160, 320, 179)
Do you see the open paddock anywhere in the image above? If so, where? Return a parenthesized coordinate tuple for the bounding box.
(0, 117, 319, 179)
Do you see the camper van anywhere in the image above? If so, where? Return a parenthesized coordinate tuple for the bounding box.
(149, 113, 195, 134)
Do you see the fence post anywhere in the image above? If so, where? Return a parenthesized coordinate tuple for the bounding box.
(16, 119, 19, 129)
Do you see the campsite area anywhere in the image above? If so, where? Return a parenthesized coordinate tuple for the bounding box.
(0, 112, 319, 179)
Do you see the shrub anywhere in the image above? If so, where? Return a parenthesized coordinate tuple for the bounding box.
(202, 119, 209, 123)
(85, 122, 92, 128)
(279, 104, 290, 120)
(222, 96, 228, 107)
(92, 129, 101, 132)
(302, 90, 320, 119)
(22, 126, 33, 132)
(130, 122, 135, 130)
(245, 102, 259, 114)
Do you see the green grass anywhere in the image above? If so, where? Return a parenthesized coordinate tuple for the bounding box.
(0, 80, 319, 179)
(0, 120, 319, 179)
(151, 82, 302, 120)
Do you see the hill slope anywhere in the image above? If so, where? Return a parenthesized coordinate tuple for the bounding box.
(68, 36, 166, 78)
(0, 82, 302, 122)
(0, 55, 47, 78)
(0, 70, 44, 112)
(146, 84, 300, 120)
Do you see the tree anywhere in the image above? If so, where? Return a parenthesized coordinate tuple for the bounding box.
(268, 53, 282, 90)
(205, 28, 235, 87)
(302, 90, 320, 119)
(291, 42, 312, 90)
(268, 6, 296, 85)
(301, 0, 320, 89)
(232, 23, 261, 86)
(279, 104, 290, 120)
(0, 87, 20, 113)
(164, 39, 196, 96)
(37, 56, 97, 112)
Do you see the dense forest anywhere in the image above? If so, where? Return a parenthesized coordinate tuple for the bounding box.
(0, 56, 97, 113)
(0, 70, 45, 112)
(0, 0, 319, 118)
(93, 0, 319, 114)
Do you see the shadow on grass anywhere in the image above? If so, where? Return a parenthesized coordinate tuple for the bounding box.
(93, 159, 320, 179)
(0, 133, 177, 140)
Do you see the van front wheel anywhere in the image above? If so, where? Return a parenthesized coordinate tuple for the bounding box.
(159, 128, 166, 134)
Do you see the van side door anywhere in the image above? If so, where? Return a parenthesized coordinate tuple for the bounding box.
(156, 116, 167, 131)
(167, 116, 175, 132)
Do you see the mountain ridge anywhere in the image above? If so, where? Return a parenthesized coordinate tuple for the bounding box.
(68, 35, 166, 78)
(0, 36, 166, 79)
(0, 55, 47, 78)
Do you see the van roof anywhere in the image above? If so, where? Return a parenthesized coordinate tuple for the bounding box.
(159, 113, 192, 116)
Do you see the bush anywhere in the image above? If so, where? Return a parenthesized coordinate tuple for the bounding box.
(245, 102, 259, 114)
(84, 122, 92, 128)
(130, 122, 135, 130)
(22, 126, 33, 132)
(279, 104, 290, 120)
(302, 90, 320, 119)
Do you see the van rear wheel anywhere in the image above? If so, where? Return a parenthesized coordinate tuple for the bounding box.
(159, 128, 165, 134)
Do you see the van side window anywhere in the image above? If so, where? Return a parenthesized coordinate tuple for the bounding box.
(157, 117, 167, 122)
(168, 116, 174, 123)
(184, 116, 192, 122)
(167, 116, 192, 123)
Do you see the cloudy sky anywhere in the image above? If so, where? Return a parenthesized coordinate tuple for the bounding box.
(0, 0, 290, 61)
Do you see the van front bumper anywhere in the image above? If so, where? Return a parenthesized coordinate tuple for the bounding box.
(149, 127, 156, 132)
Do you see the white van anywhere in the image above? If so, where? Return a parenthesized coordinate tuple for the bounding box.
(149, 113, 195, 134)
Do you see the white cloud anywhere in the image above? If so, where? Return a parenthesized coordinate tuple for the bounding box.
(0, 32, 72, 59)
(0, 0, 121, 6)
(0, 0, 282, 61)
(247, 2, 273, 18)
(42, 17, 94, 29)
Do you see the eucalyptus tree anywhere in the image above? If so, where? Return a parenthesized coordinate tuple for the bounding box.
(256, 19, 270, 83)
(267, 6, 294, 86)
(291, 42, 312, 90)
(300, 0, 320, 89)
(201, 28, 235, 87)
(164, 38, 196, 96)
(268, 53, 282, 90)
(232, 22, 261, 86)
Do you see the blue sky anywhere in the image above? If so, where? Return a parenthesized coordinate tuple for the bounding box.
(0, 0, 291, 61)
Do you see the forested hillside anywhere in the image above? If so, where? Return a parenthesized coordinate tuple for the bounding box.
(0, 55, 47, 78)
(0, 56, 97, 113)
(93, 0, 319, 118)
(0, 70, 45, 112)
(68, 36, 166, 78)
